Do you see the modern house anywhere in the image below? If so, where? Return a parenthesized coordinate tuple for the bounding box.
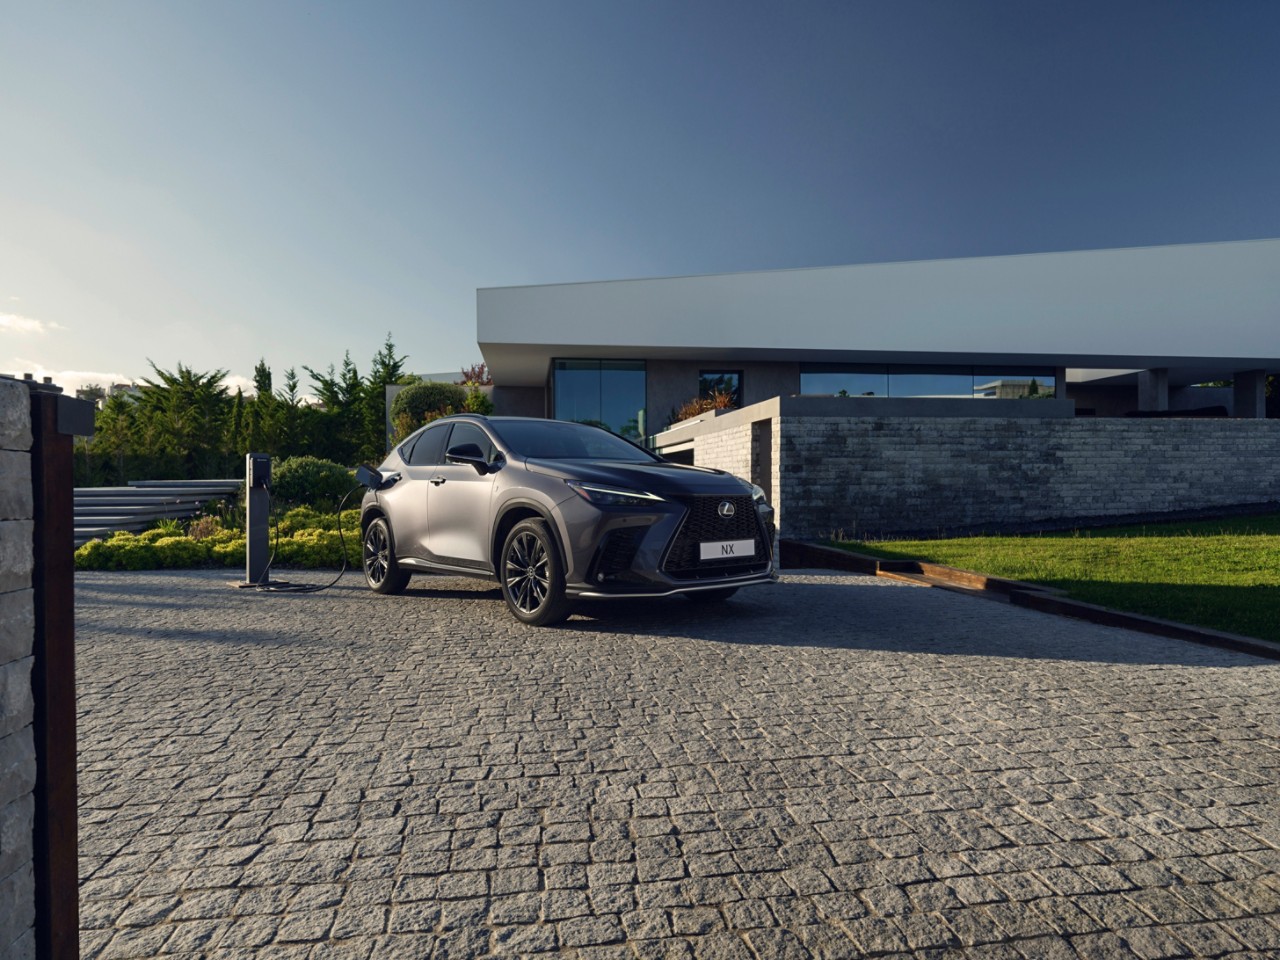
(476, 239, 1280, 537)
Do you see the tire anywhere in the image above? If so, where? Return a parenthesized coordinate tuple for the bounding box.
(685, 587, 738, 603)
(362, 516, 410, 595)
(500, 518, 571, 626)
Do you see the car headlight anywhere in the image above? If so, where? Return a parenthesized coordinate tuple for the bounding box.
(565, 480, 665, 507)
(748, 482, 767, 504)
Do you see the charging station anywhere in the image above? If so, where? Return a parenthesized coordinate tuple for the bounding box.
(244, 452, 271, 585)
(234, 452, 363, 593)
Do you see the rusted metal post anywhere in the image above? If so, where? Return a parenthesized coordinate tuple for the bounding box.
(29, 386, 93, 960)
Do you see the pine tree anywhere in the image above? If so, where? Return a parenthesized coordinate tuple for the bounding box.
(361, 333, 408, 461)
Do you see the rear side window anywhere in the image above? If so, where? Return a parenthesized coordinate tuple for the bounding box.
(406, 424, 449, 466)
(446, 421, 497, 462)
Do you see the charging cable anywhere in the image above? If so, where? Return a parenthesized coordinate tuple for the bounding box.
(249, 483, 363, 594)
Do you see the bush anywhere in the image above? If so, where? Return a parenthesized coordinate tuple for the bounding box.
(463, 385, 495, 415)
(187, 515, 223, 541)
(391, 382, 467, 425)
(152, 537, 212, 568)
(671, 389, 737, 426)
(74, 509, 362, 571)
(86, 534, 160, 570)
(271, 456, 355, 511)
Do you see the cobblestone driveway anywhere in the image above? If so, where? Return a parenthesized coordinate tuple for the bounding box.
(75, 570, 1280, 959)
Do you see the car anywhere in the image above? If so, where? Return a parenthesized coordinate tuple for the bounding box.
(357, 414, 776, 625)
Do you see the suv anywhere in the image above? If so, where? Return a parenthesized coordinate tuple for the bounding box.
(359, 415, 776, 625)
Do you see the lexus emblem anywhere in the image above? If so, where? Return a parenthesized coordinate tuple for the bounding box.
(718, 501, 736, 519)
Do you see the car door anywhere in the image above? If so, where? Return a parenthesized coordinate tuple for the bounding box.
(424, 421, 500, 568)
(388, 422, 450, 559)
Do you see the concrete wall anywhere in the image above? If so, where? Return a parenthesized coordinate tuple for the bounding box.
(691, 407, 1280, 540)
(490, 385, 546, 418)
(0, 377, 35, 960)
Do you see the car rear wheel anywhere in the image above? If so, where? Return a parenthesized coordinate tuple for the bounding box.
(501, 518, 571, 626)
(363, 517, 410, 595)
(685, 587, 738, 603)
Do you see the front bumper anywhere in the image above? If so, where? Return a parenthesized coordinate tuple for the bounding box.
(555, 491, 776, 598)
(567, 569, 778, 599)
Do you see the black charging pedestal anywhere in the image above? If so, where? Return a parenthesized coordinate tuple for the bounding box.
(239, 452, 279, 587)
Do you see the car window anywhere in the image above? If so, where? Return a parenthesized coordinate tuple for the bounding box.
(491, 420, 659, 461)
(406, 424, 449, 466)
(446, 422, 497, 462)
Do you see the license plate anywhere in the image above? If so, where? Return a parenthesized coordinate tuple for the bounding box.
(699, 539, 755, 561)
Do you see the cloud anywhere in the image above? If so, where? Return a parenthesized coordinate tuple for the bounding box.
(7, 360, 133, 397)
(221, 373, 255, 396)
(0, 312, 61, 335)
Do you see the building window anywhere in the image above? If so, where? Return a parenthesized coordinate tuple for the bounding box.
(699, 370, 742, 408)
(552, 359, 646, 439)
(800, 364, 1055, 399)
(972, 368, 1056, 399)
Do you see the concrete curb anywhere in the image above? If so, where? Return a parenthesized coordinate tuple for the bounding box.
(779, 539, 1280, 663)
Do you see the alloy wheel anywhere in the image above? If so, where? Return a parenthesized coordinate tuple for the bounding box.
(364, 523, 390, 586)
(505, 531, 550, 613)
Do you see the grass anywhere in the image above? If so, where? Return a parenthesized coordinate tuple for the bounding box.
(835, 514, 1280, 645)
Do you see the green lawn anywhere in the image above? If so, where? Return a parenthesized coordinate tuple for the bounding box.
(836, 514, 1280, 645)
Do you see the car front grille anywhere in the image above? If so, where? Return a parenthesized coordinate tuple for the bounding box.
(661, 495, 771, 581)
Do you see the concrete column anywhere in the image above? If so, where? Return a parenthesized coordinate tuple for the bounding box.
(1137, 368, 1169, 412)
(1232, 369, 1267, 419)
(1053, 367, 1068, 400)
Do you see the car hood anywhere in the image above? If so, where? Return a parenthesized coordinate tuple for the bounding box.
(524, 458, 752, 497)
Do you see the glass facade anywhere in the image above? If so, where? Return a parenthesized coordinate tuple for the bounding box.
(800, 364, 1056, 399)
(699, 370, 742, 408)
(552, 360, 646, 439)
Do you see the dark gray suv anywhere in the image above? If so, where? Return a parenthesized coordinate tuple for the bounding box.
(359, 415, 776, 625)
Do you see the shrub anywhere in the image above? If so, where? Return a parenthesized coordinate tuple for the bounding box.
(75, 539, 116, 571)
(210, 539, 245, 567)
(463, 385, 495, 415)
(271, 456, 355, 511)
(187, 515, 223, 541)
(391, 382, 467, 425)
(152, 537, 211, 568)
(74, 508, 362, 571)
(671, 389, 737, 426)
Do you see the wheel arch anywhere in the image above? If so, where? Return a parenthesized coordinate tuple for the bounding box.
(491, 500, 564, 570)
(360, 503, 387, 534)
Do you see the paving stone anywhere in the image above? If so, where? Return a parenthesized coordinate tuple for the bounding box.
(73, 570, 1280, 958)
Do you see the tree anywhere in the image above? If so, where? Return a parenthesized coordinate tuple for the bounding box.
(304, 353, 364, 463)
(361, 333, 408, 461)
(390, 382, 467, 443)
(131, 362, 233, 478)
(457, 361, 492, 386)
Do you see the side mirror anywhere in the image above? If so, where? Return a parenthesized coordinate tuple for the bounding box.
(446, 443, 490, 473)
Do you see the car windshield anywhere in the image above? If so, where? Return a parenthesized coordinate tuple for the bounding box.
(492, 420, 659, 462)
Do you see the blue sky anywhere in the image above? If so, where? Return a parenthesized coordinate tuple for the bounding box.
(2, 0, 1277, 395)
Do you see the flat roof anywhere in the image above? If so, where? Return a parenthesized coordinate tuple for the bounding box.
(478, 238, 1280, 386)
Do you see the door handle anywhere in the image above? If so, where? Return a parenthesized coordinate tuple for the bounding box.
(429, 476, 446, 486)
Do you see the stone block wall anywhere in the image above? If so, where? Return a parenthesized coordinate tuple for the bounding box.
(691, 422, 753, 482)
(0, 377, 35, 959)
(695, 414, 1280, 540)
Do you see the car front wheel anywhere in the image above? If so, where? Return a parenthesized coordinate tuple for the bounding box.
(501, 518, 571, 626)
(363, 517, 410, 595)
